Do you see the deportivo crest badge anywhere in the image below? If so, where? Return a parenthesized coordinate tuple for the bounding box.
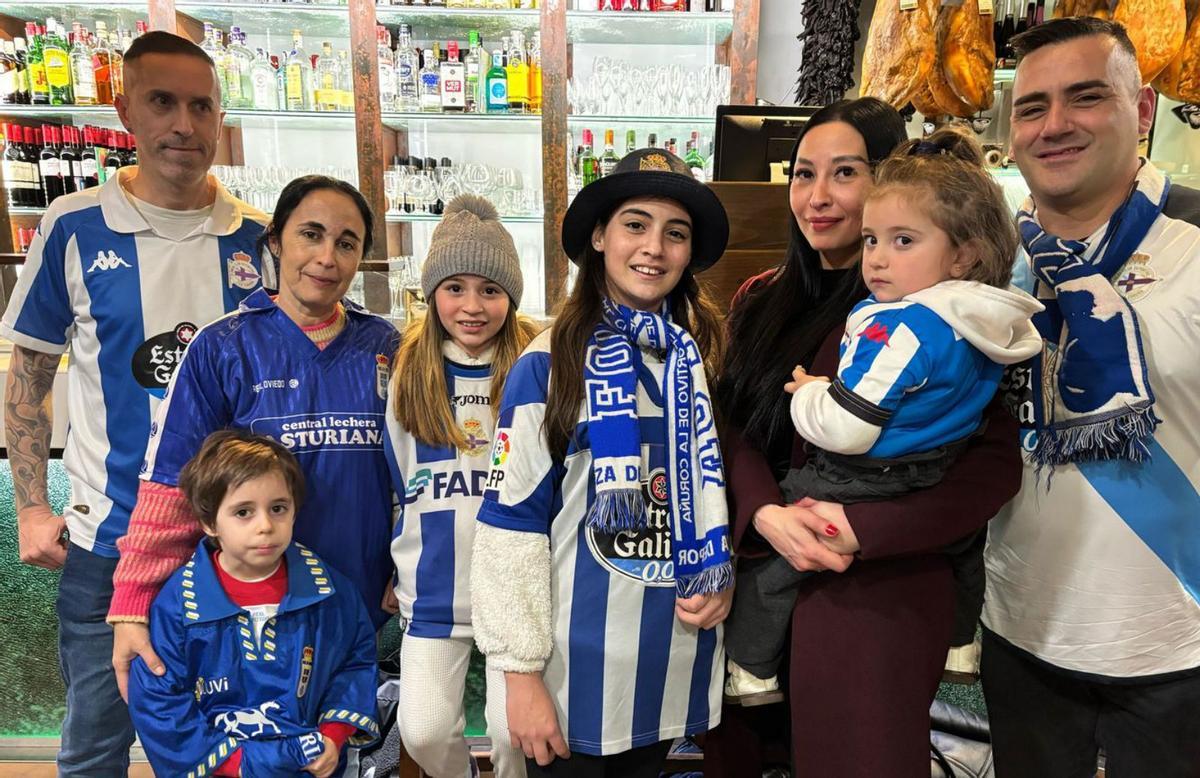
(462, 418, 490, 457)
(1114, 252, 1158, 303)
(227, 251, 261, 290)
(639, 153, 672, 172)
(297, 646, 314, 698)
(375, 354, 390, 400)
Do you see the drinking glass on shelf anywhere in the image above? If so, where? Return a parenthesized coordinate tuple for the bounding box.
(384, 170, 401, 213)
(462, 163, 495, 198)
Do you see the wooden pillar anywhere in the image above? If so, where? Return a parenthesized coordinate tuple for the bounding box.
(729, 0, 760, 105)
(540, 0, 569, 314)
(347, 0, 390, 313)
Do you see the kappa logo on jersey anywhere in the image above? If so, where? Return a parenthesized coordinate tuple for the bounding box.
(862, 322, 890, 344)
(586, 468, 675, 587)
(214, 701, 282, 738)
(253, 413, 385, 454)
(132, 322, 198, 398)
(297, 646, 314, 698)
(86, 249, 132, 273)
(462, 418, 490, 457)
(227, 251, 261, 290)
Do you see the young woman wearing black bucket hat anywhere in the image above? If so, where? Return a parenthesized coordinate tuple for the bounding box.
(470, 148, 734, 778)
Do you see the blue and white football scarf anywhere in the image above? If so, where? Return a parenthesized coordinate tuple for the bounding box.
(1017, 163, 1167, 468)
(583, 299, 732, 597)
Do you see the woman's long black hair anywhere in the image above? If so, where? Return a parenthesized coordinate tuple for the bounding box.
(715, 97, 907, 456)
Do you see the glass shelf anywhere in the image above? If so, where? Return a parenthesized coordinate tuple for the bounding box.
(566, 10, 733, 46)
(175, 2, 351, 39)
(223, 107, 356, 129)
(0, 1, 147, 28)
(374, 6, 539, 40)
(568, 114, 714, 125)
(0, 104, 122, 123)
(386, 211, 541, 223)
(7, 207, 45, 217)
(381, 111, 540, 133)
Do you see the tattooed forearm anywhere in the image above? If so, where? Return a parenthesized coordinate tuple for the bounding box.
(5, 345, 60, 513)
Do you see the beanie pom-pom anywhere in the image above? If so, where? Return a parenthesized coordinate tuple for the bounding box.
(444, 194, 499, 222)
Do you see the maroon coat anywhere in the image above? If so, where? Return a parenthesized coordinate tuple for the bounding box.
(705, 319, 1022, 777)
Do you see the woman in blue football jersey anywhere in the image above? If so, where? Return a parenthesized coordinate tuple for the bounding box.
(110, 175, 398, 705)
(471, 148, 733, 778)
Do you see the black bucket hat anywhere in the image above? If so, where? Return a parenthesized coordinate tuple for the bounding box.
(561, 148, 730, 272)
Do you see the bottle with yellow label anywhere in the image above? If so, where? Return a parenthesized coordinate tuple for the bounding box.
(528, 31, 542, 113)
(285, 30, 310, 111)
(42, 19, 73, 106)
(26, 23, 50, 106)
(505, 31, 528, 114)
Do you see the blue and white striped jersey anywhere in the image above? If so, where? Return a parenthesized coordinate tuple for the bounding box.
(0, 169, 270, 557)
(478, 330, 723, 756)
(142, 289, 399, 627)
(385, 342, 496, 639)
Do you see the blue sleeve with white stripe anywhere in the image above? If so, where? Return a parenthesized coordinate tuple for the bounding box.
(833, 307, 935, 426)
(478, 349, 560, 535)
(144, 328, 235, 486)
(1, 214, 74, 352)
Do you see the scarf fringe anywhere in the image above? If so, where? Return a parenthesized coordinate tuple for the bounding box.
(676, 560, 734, 598)
(584, 489, 647, 534)
(1032, 405, 1161, 471)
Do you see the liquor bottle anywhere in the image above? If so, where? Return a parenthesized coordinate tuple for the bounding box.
(43, 20, 73, 106)
(625, 128, 636, 155)
(4, 124, 30, 207)
(103, 129, 123, 176)
(395, 24, 420, 112)
(684, 135, 705, 181)
(13, 38, 31, 104)
(337, 50, 352, 111)
(1034, 0, 1044, 25)
(647, 132, 658, 148)
(225, 28, 254, 109)
(126, 133, 137, 167)
(316, 41, 340, 111)
(285, 31, 311, 111)
(505, 31, 528, 113)
(1000, 0, 1016, 67)
(81, 126, 99, 189)
(1023, 1, 1035, 29)
(200, 23, 223, 69)
(27, 126, 46, 206)
(666, 137, 677, 155)
(464, 30, 481, 113)
(485, 48, 508, 113)
(0, 41, 18, 104)
(378, 27, 397, 112)
(599, 129, 619, 176)
(993, 0, 1005, 68)
(528, 31, 542, 113)
(419, 45, 442, 112)
(91, 23, 115, 104)
(579, 129, 599, 186)
(109, 29, 125, 97)
(440, 40, 466, 111)
(27, 24, 49, 106)
(59, 125, 78, 194)
(69, 27, 98, 106)
(250, 48, 279, 110)
(39, 124, 65, 204)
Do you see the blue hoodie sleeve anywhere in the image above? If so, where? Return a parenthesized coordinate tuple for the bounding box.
(128, 588, 243, 778)
(313, 581, 382, 747)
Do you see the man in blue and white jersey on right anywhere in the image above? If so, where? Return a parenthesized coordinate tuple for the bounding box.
(983, 17, 1200, 777)
(1, 31, 269, 776)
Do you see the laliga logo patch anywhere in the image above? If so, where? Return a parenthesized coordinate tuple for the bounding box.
(131, 321, 198, 398)
(462, 418, 490, 457)
(227, 251, 261, 290)
(586, 468, 675, 587)
(375, 353, 390, 400)
(485, 432, 511, 490)
(297, 646, 314, 698)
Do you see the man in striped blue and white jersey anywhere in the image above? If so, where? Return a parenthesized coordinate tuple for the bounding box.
(1, 32, 270, 776)
(982, 18, 1200, 777)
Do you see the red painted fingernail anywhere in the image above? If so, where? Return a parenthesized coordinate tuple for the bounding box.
(824, 524, 839, 537)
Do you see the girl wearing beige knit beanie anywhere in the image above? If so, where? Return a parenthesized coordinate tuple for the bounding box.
(383, 193, 539, 778)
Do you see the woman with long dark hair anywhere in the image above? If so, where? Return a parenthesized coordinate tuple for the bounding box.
(707, 99, 1024, 777)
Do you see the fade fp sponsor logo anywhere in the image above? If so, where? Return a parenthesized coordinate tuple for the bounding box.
(131, 322, 197, 397)
(250, 412, 386, 453)
(586, 469, 675, 587)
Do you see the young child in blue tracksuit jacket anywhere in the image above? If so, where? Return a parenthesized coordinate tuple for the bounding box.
(128, 430, 379, 778)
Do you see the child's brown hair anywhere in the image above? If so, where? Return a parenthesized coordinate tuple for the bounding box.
(869, 127, 1018, 289)
(178, 430, 306, 532)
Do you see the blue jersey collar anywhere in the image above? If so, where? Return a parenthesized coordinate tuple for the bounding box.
(237, 288, 371, 319)
(179, 539, 338, 626)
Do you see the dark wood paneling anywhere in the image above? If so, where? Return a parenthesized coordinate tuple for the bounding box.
(709, 181, 790, 251)
(699, 248, 779, 311)
(347, 0, 389, 313)
(729, 0, 760, 105)
(540, 0, 568, 314)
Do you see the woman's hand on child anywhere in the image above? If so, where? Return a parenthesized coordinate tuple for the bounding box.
(792, 497, 861, 555)
(675, 588, 734, 630)
(752, 503, 854, 574)
(112, 622, 165, 702)
(783, 365, 831, 395)
(380, 586, 400, 615)
(506, 671, 570, 767)
(302, 736, 339, 778)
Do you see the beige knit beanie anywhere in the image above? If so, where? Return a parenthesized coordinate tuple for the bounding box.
(420, 194, 524, 307)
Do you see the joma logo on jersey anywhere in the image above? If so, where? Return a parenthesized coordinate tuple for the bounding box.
(86, 250, 132, 273)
